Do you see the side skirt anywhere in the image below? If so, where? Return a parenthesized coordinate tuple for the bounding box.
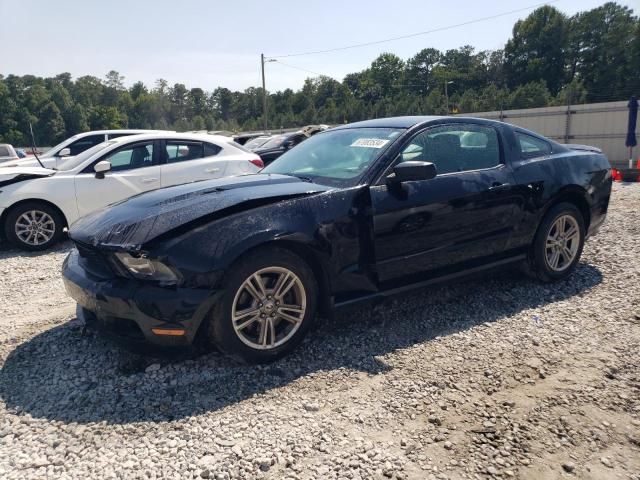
(333, 254, 526, 310)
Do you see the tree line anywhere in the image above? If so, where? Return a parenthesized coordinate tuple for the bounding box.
(1, 2, 638, 146)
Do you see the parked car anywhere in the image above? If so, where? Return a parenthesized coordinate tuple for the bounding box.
(234, 132, 268, 146)
(253, 131, 308, 165)
(0, 144, 19, 163)
(244, 135, 272, 151)
(0, 132, 263, 250)
(62, 116, 612, 362)
(0, 130, 171, 169)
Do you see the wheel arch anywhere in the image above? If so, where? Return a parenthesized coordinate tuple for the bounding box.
(230, 238, 333, 318)
(1, 199, 69, 239)
(192, 237, 333, 348)
(541, 186, 591, 231)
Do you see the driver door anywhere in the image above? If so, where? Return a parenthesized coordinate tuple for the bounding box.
(370, 123, 522, 282)
(74, 140, 162, 218)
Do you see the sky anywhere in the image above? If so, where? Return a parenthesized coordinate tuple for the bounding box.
(1, 0, 636, 93)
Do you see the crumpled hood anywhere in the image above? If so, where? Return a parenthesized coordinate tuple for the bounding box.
(0, 166, 56, 187)
(69, 174, 332, 250)
(0, 156, 54, 168)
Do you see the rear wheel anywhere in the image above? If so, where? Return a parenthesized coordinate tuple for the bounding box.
(526, 202, 585, 282)
(207, 247, 318, 363)
(4, 202, 65, 251)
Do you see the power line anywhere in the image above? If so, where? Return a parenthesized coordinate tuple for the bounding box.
(272, 60, 336, 79)
(268, 1, 560, 59)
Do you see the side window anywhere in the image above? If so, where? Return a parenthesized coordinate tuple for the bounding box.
(0, 146, 10, 156)
(204, 142, 222, 157)
(165, 141, 203, 163)
(516, 132, 551, 158)
(103, 142, 154, 171)
(66, 134, 105, 156)
(401, 124, 500, 175)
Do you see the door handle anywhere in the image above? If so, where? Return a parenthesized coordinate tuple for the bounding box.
(141, 177, 158, 184)
(205, 167, 220, 173)
(489, 182, 510, 192)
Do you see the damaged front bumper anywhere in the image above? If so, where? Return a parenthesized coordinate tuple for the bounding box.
(62, 249, 220, 347)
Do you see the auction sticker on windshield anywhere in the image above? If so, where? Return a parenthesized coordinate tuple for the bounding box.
(350, 138, 390, 148)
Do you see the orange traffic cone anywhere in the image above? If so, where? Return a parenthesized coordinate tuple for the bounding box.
(612, 168, 622, 182)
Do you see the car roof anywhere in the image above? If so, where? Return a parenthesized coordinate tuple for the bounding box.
(73, 129, 173, 136)
(334, 116, 445, 129)
(107, 132, 236, 144)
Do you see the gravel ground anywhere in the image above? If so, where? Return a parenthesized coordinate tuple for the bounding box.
(0, 183, 638, 480)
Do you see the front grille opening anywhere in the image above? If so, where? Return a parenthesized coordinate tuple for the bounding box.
(102, 316, 145, 340)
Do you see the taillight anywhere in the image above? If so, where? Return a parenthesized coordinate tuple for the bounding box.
(249, 158, 264, 169)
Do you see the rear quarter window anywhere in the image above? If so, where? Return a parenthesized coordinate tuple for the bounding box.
(204, 143, 222, 156)
(516, 132, 552, 159)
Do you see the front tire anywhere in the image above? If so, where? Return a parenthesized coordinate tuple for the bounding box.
(4, 202, 65, 251)
(527, 202, 585, 282)
(207, 247, 318, 363)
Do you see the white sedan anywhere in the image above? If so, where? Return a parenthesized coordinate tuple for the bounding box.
(0, 132, 263, 250)
(0, 129, 170, 169)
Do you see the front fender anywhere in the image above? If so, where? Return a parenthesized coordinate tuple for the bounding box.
(154, 198, 331, 280)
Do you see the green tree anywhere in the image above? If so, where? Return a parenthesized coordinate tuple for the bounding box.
(509, 81, 551, 109)
(38, 101, 66, 144)
(65, 103, 89, 135)
(405, 48, 441, 94)
(568, 3, 639, 100)
(504, 6, 568, 95)
(368, 53, 405, 98)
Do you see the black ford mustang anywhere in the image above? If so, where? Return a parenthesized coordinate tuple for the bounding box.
(63, 116, 612, 362)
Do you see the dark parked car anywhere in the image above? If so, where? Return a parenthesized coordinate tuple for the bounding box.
(234, 132, 268, 146)
(243, 135, 272, 151)
(63, 116, 612, 362)
(253, 132, 308, 165)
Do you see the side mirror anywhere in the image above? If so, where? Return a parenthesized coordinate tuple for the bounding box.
(94, 160, 111, 179)
(58, 147, 71, 157)
(387, 161, 437, 184)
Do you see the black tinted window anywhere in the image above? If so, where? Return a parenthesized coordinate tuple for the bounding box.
(516, 132, 551, 158)
(0, 146, 10, 156)
(67, 135, 105, 156)
(204, 143, 222, 157)
(402, 124, 500, 174)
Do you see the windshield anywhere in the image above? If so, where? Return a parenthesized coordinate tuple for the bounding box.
(42, 134, 80, 157)
(262, 127, 403, 187)
(244, 136, 271, 150)
(57, 141, 115, 171)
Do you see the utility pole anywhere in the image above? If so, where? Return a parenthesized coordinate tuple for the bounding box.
(444, 74, 454, 115)
(564, 84, 572, 144)
(445, 77, 449, 114)
(261, 53, 267, 131)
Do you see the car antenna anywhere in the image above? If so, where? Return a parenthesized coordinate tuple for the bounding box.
(28, 122, 47, 169)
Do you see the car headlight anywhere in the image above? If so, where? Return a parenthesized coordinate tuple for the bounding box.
(114, 252, 179, 283)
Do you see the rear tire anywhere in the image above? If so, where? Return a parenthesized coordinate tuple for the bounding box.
(206, 246, 318, 363)
(4, 202, 65, 251)
(526, 202, 585, 282)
